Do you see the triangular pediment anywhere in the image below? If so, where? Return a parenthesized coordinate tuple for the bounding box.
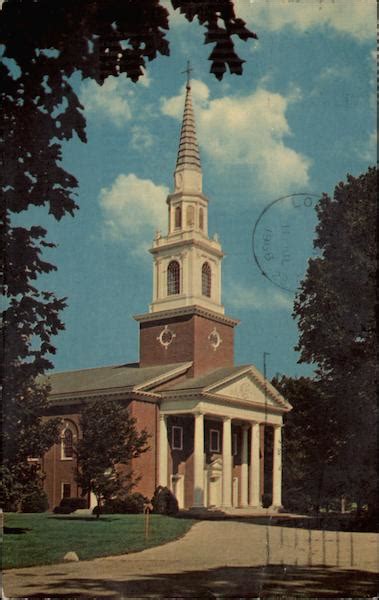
(205, 367, 291, 411)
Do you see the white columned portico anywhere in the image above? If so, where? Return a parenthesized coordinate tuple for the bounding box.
(240, 425, 249, 506)
(159, 414, 168, 487)
(271, 424, 283, 509)
(222, 416, 232, 507)
(249, 421, 261, 508)
(193, 412, 205, 507)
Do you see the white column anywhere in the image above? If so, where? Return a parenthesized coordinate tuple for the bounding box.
(222, 417, 232, 507)
(240, 425, 249, 507)
(193, 412, 205, 507)
(272, 425, 283, 509)
(249, 421, 261, 508)
(152, 259, 157, 302)
(159, 414, 168, 487)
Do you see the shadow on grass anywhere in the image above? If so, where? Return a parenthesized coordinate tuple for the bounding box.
(4, 527, 32, 535)
(15, 565, 379, 597)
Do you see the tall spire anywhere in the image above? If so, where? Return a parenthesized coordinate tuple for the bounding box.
(175, 62, 201, 175)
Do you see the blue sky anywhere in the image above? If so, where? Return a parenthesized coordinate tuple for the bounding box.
(30, 0, 376, 380)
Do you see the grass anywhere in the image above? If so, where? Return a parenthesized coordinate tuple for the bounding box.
(3, 512, 196, 569)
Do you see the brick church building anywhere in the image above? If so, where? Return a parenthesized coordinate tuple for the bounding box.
(41, 80, 292, 511)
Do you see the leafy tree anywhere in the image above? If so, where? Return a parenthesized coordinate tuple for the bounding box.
(75, 399, 149, 518)
(0, 381, 60, 510)
(293, 167, 377, 509)
(273, 376, 340, 513)
(1, 1, 256, 504)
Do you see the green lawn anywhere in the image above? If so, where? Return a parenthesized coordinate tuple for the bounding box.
(3, 512, 196, 569)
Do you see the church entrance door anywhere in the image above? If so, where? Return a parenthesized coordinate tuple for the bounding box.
(208, 474, 222, 507)
(206, 457, 223, 507)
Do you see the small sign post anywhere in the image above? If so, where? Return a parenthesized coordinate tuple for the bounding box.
(144, 505, 150, 541)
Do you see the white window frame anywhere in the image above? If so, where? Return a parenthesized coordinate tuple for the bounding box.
(172, 425, 183, 450)
(61, 426, 75, 461)
(61, 482, 71, 499)
(209, 429, 220, 453)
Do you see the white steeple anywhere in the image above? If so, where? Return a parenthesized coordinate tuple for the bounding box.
(173, 76, 203, 196)
(149, 73, 224, 316)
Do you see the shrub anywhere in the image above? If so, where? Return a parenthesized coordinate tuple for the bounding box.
(53, 505, 73, 514)
(60, 497, 87, 510)
(151, 486, 178, 516)
(101, 493, 148, 514)
(121, 493, 147, 514)
(53, 496, 87, 514)
(21, 489, 48, 513)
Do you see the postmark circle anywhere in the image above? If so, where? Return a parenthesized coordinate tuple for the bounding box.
(252, 193, 320, 293)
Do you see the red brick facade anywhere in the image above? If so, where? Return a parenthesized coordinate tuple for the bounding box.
(139, 311, 236, 376)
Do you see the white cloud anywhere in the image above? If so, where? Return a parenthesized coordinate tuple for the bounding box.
(80, 70, 150, 127)
(162, 81, 311, 196)
(130, 126, 154, 150)
(162, 79, 210, 117)
(357, 130, 377, 162)
(80, 77, 132, 127)
(225, 282, 292, 310)
(235, 0, 376, 42)
(317, 65, 352, 82)
(99, 174, 168, 255)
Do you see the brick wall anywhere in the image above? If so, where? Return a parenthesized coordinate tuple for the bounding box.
(139, 312, 235, 376)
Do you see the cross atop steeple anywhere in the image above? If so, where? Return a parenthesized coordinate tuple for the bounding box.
(181, 59, 193, 89)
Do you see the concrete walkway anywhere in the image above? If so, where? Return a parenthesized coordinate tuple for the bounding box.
(4, 520, 379, 597)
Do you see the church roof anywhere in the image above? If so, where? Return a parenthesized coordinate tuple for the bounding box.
(45, 362, 192, 399)
(175, 83, 201, 173)
(160, 364, 291, 411)
(160, 365, 249, 391)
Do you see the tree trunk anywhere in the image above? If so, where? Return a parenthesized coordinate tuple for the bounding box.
(96, 494, 101, 519)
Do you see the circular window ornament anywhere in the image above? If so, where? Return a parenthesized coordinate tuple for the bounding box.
(208, 328, 222, 351)
(157, 325, 176, 350)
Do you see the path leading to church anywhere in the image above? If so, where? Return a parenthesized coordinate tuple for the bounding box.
(4, 520, 378, 597)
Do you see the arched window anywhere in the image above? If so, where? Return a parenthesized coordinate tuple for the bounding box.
(175, 206, 182, 229)
(202, 262, 211, 297)
(186, 206, 195, 227)
(62, 429, 73, 459)
(167, 260, 180, 295)
(199, 208, 204, 231)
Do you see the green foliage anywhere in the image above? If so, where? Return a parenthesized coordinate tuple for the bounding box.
(53, 505, 73, 515)
(293, 167, 377, 506)
(0, 380, 60, 510)
(53, 496, 88, 513)
(151, 486, 179, 515)
(20, 489, 49, 513)
(75, 399, 149, 517)
(273, 376, 340, 513)
(59, 496, 88, 509)
(100, 493, 148, 514)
